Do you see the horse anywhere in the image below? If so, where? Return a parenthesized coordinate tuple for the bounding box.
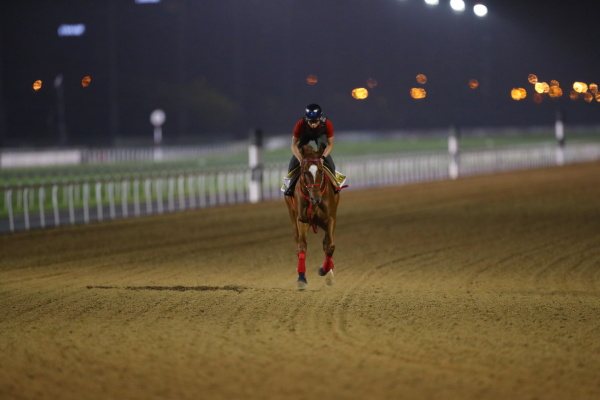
(285, 144, 340, 290)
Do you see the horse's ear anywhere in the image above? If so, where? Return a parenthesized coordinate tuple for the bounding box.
(317, 144, 325, 157)
(299, 145, 309, 158)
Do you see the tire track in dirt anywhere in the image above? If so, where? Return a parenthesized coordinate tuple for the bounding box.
(2, 162, 600, 400)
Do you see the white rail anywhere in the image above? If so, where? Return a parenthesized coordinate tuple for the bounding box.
(2, 143, 600, 233)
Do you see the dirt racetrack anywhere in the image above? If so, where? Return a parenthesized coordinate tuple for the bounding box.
(1, 161, 600, 400)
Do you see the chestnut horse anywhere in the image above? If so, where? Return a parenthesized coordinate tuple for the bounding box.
(285, 145, 340, 290)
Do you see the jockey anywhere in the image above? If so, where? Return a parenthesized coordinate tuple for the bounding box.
(284, 103, 336, 196)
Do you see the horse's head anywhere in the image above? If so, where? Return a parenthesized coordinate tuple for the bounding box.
(300, 145, 325, 205)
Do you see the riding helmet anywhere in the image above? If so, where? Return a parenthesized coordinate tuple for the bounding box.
(304, 104, 322, 121)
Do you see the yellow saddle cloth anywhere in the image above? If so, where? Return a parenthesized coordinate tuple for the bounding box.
(281, 166, 347, 192)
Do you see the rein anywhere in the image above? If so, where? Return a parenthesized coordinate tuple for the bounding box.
(297, 158, 328, 233)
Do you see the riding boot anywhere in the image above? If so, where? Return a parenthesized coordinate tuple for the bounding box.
(284, 173, 300, 197)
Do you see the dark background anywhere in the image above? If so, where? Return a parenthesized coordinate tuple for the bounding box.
(0, 0, 599, 147)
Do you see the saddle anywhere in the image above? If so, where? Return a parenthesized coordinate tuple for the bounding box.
(281, 165, 347, 194)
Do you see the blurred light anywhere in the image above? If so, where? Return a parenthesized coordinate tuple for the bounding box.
(32, 80, 42, 91)
(468, 79, 479, 89)
(569, 90, 579, 101)
(54, 75, 63, 89)
(528, 74, 538, 84)
(519, 88, 527, 98)
(306, 74, 318, 85)
(352, 88, 369, 99)
(81, 76, 91, 87)
(424, 0, 439, 6)
(416, 74, 427, 84)
(450, 0, 466, 12)
(57, 24, 85, 37)
(511, 88, 526, 100)
(473, 4, 488, 17)
(135, 0, 161, 3)
(550, 80, 560, 87)
(534, 82, 549, 94)
(548, 86, 563, 98)
(583, 92, 593, 103)
(589, 83, 598, 93)
(410, 88, 426, 99)
(533, 93, 543, 104)
(573, 82, 588, 93)
(596, 93, 600, 102)
(534, 83, 543, 93)
(366, 77, 378, 88)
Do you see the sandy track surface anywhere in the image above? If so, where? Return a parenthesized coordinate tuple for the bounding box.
(1, 162, 599, 400)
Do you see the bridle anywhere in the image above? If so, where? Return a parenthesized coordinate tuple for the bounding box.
(300, 158, 327, 198)
(297, 158, 328, 233)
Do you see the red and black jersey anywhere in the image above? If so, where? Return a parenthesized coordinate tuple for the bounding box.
(292, 118, 334, 140)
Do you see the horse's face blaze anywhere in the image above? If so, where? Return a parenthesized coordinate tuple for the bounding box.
(304, 163, 322, 204)
(308, 165, 318, 182)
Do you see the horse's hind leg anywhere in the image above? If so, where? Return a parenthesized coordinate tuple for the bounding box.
(318, 219, 336, 285)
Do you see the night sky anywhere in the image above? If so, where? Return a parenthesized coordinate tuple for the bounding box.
(0, 0, 599, 147)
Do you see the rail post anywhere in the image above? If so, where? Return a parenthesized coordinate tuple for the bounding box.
(7, 189, 14, 232)
(248, 128, 263, 203)
(555, 110, 565, 166)
(449, 125, 460, 179)
(150, 109, 166, 161)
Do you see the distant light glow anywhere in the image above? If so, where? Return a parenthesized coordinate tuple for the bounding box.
(450, 0, 466, 12)
(548, 86, 563, 98)
(57, 24, 86, 37)
(533, 93, 543, 104)
(352, 88, 369, 100)
(33, 80, 42, 91)
(583, 92, 594, 103)
(589, 83, 598, 93)
(573, 82, 588, 93)
(135, 0, 161, 3)
(528, 74, 538, 84)
(82, 76, 92, 87)
(534, 82, 549, 94)
(468, 79, 479, 89)
(569, 90, 579, 101)
(54, 75, 63, 89)
(306, 75, 318, 85)
(424, 0, 439, 6)
(473, 4, 488, 17)
(416, 74, 427, 84)
(410, 88, 426, 99)
(511, 88, 526, 100)
(366, 77, 378, 88)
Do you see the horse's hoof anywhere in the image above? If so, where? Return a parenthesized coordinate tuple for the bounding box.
(317, 267, 327, 276)
(325, 270, 335, 286)
(297, 273, 308, 290)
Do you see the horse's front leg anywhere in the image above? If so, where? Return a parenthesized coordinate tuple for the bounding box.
(296, 220, 310, 290)
(318, 216, 336, 285)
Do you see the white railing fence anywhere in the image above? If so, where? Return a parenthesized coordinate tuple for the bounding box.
(2, 142, 600, 233)
(0, 142, 249, 169)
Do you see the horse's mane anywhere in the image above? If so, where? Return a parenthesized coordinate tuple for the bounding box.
(300, 144, 322, 159)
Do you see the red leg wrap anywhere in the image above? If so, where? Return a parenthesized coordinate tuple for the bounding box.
(323, 255, 334, 272)
(297, 252, 306, 274)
